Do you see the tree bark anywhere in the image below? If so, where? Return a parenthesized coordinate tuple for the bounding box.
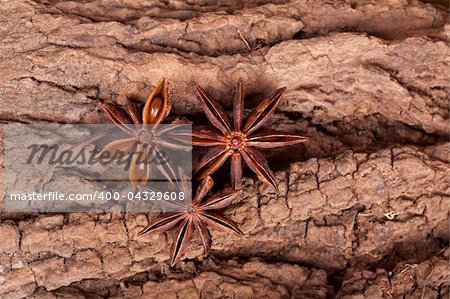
(0, 0, 448, 298)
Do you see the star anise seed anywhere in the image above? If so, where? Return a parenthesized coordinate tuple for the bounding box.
(101, 78, 189, 192)
(193, 79, 308, 192)
(138, 176, 242, 266)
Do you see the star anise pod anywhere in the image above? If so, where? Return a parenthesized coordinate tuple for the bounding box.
(192, 79, 308, 191)
(101, 78, 189, 192)
(138, 176, 242, 266)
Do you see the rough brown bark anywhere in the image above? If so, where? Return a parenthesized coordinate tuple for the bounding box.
(0, 0, 449, 298)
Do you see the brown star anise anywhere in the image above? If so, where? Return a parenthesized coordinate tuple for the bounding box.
(138, 176, 242, 266)
(101, 78, 188, 192)
(192, 79, 308, 191)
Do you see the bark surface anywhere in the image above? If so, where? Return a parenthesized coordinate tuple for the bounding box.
(0, 0, 449, 298)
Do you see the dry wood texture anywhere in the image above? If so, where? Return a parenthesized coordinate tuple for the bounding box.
(0, 0, 449, 298)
